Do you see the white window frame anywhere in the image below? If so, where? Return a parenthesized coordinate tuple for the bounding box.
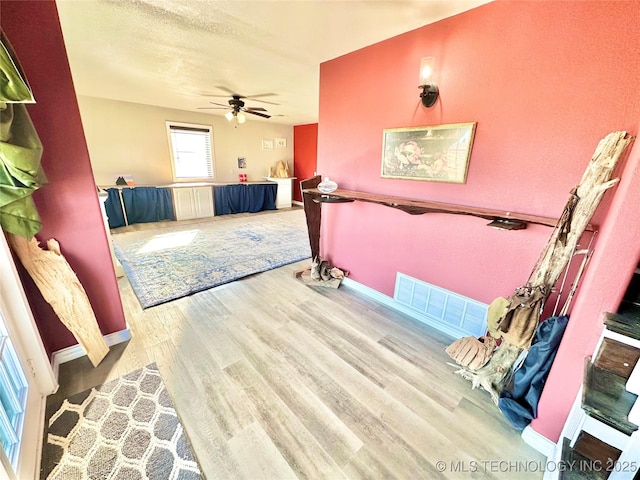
(0, 234, 57, 480)
(166, 121, 215, 182)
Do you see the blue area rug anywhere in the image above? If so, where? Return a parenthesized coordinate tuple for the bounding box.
(112, 210, 311, 308)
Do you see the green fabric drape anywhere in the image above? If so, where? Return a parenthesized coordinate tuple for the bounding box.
(0, 31, 34, 103)
(0, 31, 46, 239)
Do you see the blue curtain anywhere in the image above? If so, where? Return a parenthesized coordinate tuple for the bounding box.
(122, 187, 175, 224)
(105, 187, 175, 228)
(214, 184, 277, 215)
(104, 188, 126, 228)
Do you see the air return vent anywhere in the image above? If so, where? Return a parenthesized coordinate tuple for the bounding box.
(394, 273, 488, 339)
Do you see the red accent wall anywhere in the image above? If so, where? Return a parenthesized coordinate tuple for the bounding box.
(318, 1, 640, 442)
(1, 1, 127, 354)
(293, 124, 318, 202)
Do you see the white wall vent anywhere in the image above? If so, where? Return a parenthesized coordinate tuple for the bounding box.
(393, 273, 488, 339)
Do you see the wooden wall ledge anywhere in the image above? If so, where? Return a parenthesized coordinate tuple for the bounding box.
(302, 187, 594, 231)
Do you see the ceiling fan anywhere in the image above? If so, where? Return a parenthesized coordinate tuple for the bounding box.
(198, 87, 278, 124)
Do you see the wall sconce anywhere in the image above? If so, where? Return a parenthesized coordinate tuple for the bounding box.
(418, 56, 439, 108)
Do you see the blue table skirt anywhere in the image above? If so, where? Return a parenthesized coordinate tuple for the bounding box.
(214, 183, 277, 215)
(105, 189, 126, 228)
(105, 187, 175, 228)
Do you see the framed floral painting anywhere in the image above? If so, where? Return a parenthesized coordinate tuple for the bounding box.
(381, 122, 477, 183)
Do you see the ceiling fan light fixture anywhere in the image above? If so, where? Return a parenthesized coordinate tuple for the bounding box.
(225, 111, 234, 121)
(237, 112, 246, 124)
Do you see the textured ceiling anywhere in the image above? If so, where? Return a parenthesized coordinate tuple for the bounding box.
(56, 0, 491, 126)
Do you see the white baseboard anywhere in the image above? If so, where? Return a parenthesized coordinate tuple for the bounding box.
(522, 425, 556, 458)
(341, 277, 397, 309)
(292, 200, 304, 207)
(51, 326, 131, 380)
(341, 277, 459, 340)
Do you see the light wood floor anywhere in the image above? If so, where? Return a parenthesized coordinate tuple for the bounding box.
(51, 210, 545, 479)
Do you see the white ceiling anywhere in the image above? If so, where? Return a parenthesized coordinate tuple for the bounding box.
(56, 0, 491, 126)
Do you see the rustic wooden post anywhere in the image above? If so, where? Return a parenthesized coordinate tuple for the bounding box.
(300, 175, 322, 261)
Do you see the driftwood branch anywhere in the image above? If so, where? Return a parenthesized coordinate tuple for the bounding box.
(8, 234, 109, 367)
(454, 131, 634, 401)
(455, 342, 523, 403)
(528, 131, 631, 289)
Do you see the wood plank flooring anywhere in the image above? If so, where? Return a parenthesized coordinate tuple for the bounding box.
(49, 209, 546, 479)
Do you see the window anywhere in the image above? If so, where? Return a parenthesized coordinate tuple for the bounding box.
(166, 122, 215, 181)
(0, 310, 28, 471)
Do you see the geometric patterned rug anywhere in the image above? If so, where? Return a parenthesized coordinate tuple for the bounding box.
(40, 364, 203, 479)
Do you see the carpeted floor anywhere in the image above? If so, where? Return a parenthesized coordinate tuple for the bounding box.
(41, 364, 202, 480)
(112, 209, 311, 308)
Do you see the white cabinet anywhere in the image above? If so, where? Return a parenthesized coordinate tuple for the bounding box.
(266, 177, 296, 209)
(172, 186, 214, 220)
(193, 186, 214, 217)
(173, 188, 196, 220)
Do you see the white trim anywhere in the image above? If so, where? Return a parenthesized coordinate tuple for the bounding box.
(0, 236, 56, 395)
(342, 277, 400, 310)
(603, 328, 640, 349)
(627, 358, 640, 395)
(17, 386, 47, 480)
(581, 415, 631, 449)
(522, 426, 561, 480)
(629, 400, 640, 426)
(609, 432, 640, 480)
(521, 425, 556, 457)
(292, 200, 304, 207)
(341, 277, 458, 340)
(166, 120, 216, 182)
(51, 327, 131, 380)
(0, 234, 57, 479)
(555, 387, 587, 450)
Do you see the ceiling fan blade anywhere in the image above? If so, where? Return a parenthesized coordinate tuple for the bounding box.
(245, 92, 277, 99)
(197, 107, 229, 110)
(244, 97, 279, 106)
(245, 110, 271, 119)
(208, 101, 230, 107)
(215, 87, 280, 105)
(214, 85, 238, 96)
(200, 94, 233, 99)
(245, 107, 267, 112)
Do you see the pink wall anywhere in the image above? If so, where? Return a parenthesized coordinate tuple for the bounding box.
(1, 1, 127, 354)
(317, 1, 640, 442)
(293, 124, 319, 202)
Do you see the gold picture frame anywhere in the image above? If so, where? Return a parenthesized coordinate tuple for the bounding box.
(381, 122, 477, 184)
